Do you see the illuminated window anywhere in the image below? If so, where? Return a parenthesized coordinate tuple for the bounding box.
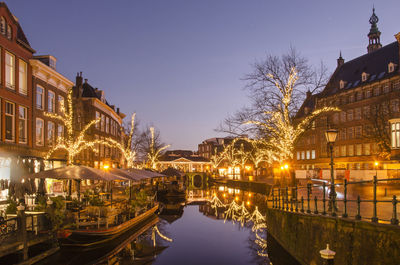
(5, 51, 15, 89)
(5, 101, 15, 141)
(306, 150, 310, 160)
(388, 63, 395, 73)
(101, 114, 105, 131)
(57, 124, 64, 138)
(36, 118, 44, 146)
(95, 111, 100, 129)
(348, 145, 354, 156)
(58, 95, 65, 113)
(391, 122, 400, 148)
(296, 152, 300, 160)
(18, 60, 27, 95)
(48, 121, 55, 146)
(340, 146, 346, 157)
(36, 86, 44, 109)
(105, 117, 109, 133)
(347, 127, 353, 139)
(364, 143, 371, 155)
(301, 151, 305, 160)
(18, 106, 27, 144)
(48, 91, 55, 112)
(0, 17, 5, 34)
(311, 150, 316, 159)
(356, 144, 362, 156)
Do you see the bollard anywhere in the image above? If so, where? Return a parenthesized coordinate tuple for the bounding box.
(342, 179, 348, 218)
(295, 186, 299, 212)
(320, 244, 336, 265)
(391, 195, 399, 225)
(371, 176, 378, 222)
(314, 196, 319, 214)
(272, 189, 275, 208)
(301, 196, 304, 213)
(17, 205, 28, 261)
(278, 189, 281, 209)
(307, 184, 311, 214)
(355, 195, 361, 220)
(286, 187, 289, 211)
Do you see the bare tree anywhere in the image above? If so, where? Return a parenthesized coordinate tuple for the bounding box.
(218, 47, 330, 139)
(363, 100, 392, 159)
(139, 126, 170, 169)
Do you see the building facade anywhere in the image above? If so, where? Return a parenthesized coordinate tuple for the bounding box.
(0, 3, 35, 201)
(30, 55, 72, 169)
(295, 10, 400, 181)
(158, 150, 211, 173)
(73, 74, 125, 168)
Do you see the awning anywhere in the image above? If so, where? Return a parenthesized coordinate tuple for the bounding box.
(127, 168, 166, 180)
(24, 165, 128, 181)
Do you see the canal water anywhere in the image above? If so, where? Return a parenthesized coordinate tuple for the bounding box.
(38, 186, 300, 265)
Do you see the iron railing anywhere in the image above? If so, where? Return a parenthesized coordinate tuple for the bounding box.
(269, 177, 400, 225)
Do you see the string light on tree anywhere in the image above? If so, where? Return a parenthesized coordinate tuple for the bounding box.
(44, 88, 116, 165)
(147, 127, 170, 169)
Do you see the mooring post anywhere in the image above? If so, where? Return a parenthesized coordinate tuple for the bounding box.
(322, 182, 326, 215)
(371, 175, 378, 222)
(17, 204, 28, 261)
(355, 195, 361, 220)
(307, 183, 311, 214)
(320, 244, 335, 265)
(314, 196, 318, 214)
(391, 195, 399, 225)
(342, 179, 348, 218)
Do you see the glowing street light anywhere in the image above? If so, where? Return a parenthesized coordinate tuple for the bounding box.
(325, 128, 338, 215)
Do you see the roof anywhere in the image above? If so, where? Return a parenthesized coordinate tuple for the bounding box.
(322, 41, 399, 97)
(159, 154, 209, 162)
(0, 2, 35, 53)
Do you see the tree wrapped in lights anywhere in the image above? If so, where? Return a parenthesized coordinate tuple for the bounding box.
(223, 200, 240, 224)
(209, 147, 225, 171)
(246, 67, 339, 162)
(44, 88, 113, 165)
(210, 194, 225, 216)
(140, 127, 170, 169)
(106, 113, 137, 168)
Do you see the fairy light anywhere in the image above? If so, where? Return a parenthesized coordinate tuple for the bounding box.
(146, 127, 170, 169)
(152, 225, 173, 247)
(209, 195, 268, 258)
(44, 88, 119, 165)
(245, 67, 339, 163)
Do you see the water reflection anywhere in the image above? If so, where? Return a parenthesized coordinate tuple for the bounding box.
(123, 186, 300, 265)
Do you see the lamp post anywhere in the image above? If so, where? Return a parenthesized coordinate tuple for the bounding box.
(325, 129, 338, 215)
(374, 161, 379, 178)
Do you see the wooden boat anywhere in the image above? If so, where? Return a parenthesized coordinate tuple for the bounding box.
(59, 204, 158, 248)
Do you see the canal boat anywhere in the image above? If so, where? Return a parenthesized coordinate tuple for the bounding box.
(59, 204, 159, 248)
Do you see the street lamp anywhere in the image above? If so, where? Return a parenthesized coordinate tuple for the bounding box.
(374, 161, 379, 178)
(325, 129, 338, 215)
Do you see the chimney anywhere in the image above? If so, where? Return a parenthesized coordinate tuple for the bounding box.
(337, 51, 344, 67)
(306, 90, 312, 98)
(117, 108, 120, 114)
(84, 78, 88, 83)
(76, 72, 83, 87)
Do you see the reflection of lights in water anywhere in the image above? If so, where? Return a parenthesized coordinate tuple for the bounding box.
(152, 225, 173, 247)
(218, 186, 225, 192)
(209, 195, 268, 258)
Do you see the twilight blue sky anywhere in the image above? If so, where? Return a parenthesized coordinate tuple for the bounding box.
(6, 0, 400, 150)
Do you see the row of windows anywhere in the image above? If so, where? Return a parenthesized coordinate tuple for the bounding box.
(2, 100, 28, 143)
(36, 85, 64, 113)
(321, 80, 400, 107)
(0, 17, 12, 40)
(0, 48, 28, 95)
(334, 143, 372, 157)
(296, 150, 316, 160)
(95, 111, 119, 136)
(35, 118, 64, 147)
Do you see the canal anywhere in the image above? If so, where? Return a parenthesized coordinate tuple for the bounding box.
(37, 185, 300, 265)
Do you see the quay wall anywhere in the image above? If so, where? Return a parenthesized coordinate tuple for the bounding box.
(265, 209, 400, 265)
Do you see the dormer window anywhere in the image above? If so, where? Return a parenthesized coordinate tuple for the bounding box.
(362, 72, 369, 82)
(339, 80, 346, 89)
(388, 62, 396, 73)
(6, 25, 11, 40)
(0, 17, 5, 35)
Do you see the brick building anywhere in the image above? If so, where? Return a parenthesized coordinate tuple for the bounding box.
(0, 3, 35, 195)
(30, 55, 73, 169)
(72, 74, 125, 168)
(294, 9, 400, 181)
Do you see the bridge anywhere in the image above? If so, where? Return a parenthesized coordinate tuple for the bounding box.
(266, 177, 400, 265)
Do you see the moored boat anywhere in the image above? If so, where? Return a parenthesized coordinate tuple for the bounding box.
(59, 204, 159, 248)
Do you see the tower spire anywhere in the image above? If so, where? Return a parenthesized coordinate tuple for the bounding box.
(367, 7, 382, 53)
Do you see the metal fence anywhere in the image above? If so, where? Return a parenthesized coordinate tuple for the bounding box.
(269, 177, 400, 225)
